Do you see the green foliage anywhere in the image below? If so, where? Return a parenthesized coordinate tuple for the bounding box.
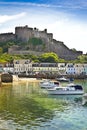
(75, 55, 87, 63)
(0, 39, 86, 63)
(0, 53, 38, 63)
(28, 37, 43, 45)
(38, 52, 59, 62)
(0, 40, 27, 53)
(0, 53, 22, 63)
(58, 58, 66, 63)
(0, 53, 11, 63)
(0, 52, 86, 64)
(0, 52, 59, 63)
(0, 41, 15, 52)
(21, 54, 38, 61)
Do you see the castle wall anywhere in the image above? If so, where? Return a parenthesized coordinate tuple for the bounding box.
(47, 33, 53, 42)
(0, 33, 15, 42)
(8, 50, 43, 55)
(15, 26, 53, 43)
(8, 45, 21, 54)
(33, 29, 53, 42)
(15, 26, 33, 42)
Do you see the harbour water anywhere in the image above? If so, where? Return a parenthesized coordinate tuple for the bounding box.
(0, 79, 87, 130)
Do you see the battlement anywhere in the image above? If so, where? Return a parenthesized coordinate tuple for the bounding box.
(15, 25, 53, 42)
(15, 25, 33, 31)
(0, 25, 53, 43)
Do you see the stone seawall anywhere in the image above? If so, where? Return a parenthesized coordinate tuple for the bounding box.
(18, 74, 87, 79)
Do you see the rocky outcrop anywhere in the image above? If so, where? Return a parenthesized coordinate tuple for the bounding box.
(1, 73, 13, 82)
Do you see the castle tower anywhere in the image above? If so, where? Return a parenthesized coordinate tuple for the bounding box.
(15, 25, 33, 42)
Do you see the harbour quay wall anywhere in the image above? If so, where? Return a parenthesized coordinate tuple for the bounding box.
(18, 74, 87, 79)
(61, 74, 87, 79)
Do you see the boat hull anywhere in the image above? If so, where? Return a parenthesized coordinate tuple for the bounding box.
(47, 90, 84, 95)
(40, 80, 59, 89)
(56, 77, 69, 82)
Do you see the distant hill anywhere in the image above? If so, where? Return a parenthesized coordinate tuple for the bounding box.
(0, 25, 82, 60)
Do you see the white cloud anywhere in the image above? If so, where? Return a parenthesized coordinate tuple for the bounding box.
(46, 20, 87, 54)
(25, 12, 87, 54)
(0, 12, 26, 24)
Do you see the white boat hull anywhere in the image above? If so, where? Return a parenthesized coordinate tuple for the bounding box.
(47, 90, 84, 95)
(40, 84, 57, 89)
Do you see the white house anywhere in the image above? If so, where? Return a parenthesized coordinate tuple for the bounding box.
(82, 64, 87, 75)
(66, 63, 75, 75)
(32, 63, 58, 73)
(13, 60, 32, 74)
(13, 60, 87, 76)
(74, 64, 85, 75)
(58, 63, 66, 75)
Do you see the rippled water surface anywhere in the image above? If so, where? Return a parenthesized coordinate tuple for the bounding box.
(0, 79, 87, 130)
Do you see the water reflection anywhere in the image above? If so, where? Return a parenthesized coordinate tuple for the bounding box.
(0, 81, 67, 130)
(48, 94, 83, 103)
(74, 79, 87, 92)
(0, 79, 87, 130)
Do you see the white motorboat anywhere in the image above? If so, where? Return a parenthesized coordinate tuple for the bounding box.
(56, 77, 70, 82)
(40, 79, 59, 89)
(47, 83, 84, 95)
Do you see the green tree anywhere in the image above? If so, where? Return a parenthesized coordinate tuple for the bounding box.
(74, 55, 87, 63)
(38, 52, 59, 62)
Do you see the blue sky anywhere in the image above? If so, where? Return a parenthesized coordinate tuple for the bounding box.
(0, 0, 87, 54)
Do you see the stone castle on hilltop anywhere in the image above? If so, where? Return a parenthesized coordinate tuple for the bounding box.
(0, 25, 82, 60)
